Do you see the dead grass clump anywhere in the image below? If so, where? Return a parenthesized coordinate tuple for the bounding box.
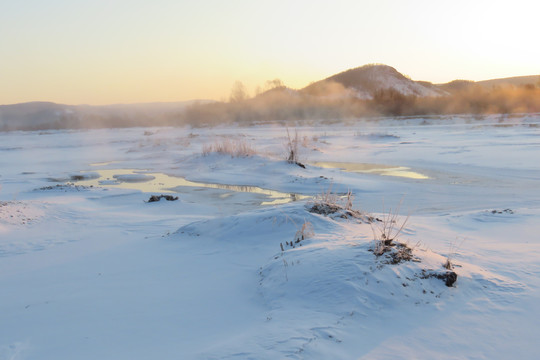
(389, 243, 414, 264)
(202, 138, 256, 157)
(372, 240, 420, 265)
(369, 201, 428, 266)
(308, 186, 370, 221)
(309, 202, 343, 216)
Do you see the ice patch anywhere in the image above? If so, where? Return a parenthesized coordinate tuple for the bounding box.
(113, 173, 156, 183)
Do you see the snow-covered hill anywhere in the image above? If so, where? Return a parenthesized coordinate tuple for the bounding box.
(303, 64, 446, 99)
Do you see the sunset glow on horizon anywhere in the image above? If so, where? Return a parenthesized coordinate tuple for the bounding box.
(1, 0, 538, 106)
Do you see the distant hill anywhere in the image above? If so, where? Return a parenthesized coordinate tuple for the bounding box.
(302, 64, 446, 99)
(0, 102, 74, 130)
(437, 75, 540, 93)
(302, 65, 539, 98)
(476, 75, 540, 89)
(0, 100, 205, 131)
(436, 80, 476, 93)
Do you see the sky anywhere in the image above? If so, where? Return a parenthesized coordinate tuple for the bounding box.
(1, 0, 538, 105)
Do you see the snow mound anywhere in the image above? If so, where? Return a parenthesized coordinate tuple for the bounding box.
(172, 203, 525, 358)
(0, 201, 51, 256)
(258, 221, 458, 315)
(175, 203, 523, 312)
(174, 203, 314, 247)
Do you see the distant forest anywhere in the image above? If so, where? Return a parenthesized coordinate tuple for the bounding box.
(180, 82, 540, 126)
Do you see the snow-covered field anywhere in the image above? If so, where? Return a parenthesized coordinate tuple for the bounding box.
(1, 114, 539, 359)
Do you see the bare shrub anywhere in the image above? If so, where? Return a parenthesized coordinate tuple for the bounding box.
(285, 128, 300, 164)
(202, 138, 256, 157)
(343, 189, 354, 211)
(371, 200, 410, 256)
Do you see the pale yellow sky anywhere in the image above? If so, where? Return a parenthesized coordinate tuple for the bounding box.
(1, 0, 538, 105)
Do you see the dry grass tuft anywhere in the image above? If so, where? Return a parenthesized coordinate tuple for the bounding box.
(444, 237, 465, 270)
(312, 184, 354, 211)
(314, 183, 340, 207)
(294, 220, 314, 244)
(202, 138, 256, 157)
(443, 258, 453, 270)
(280, 218, 314, 251)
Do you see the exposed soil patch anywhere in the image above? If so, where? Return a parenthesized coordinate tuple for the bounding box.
(491, 209, 514, 214)
(147, 194, 179, 202)
(420, 270, 458, 287)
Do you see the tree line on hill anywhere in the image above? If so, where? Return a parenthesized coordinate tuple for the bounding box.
(179, 80, 540, 126)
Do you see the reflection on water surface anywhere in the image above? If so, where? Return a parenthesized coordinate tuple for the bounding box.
(313, 162, 430, 180)
(70, 169, 307, 205)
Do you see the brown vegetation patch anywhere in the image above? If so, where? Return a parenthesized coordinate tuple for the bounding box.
(38, 183, 93, 191)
